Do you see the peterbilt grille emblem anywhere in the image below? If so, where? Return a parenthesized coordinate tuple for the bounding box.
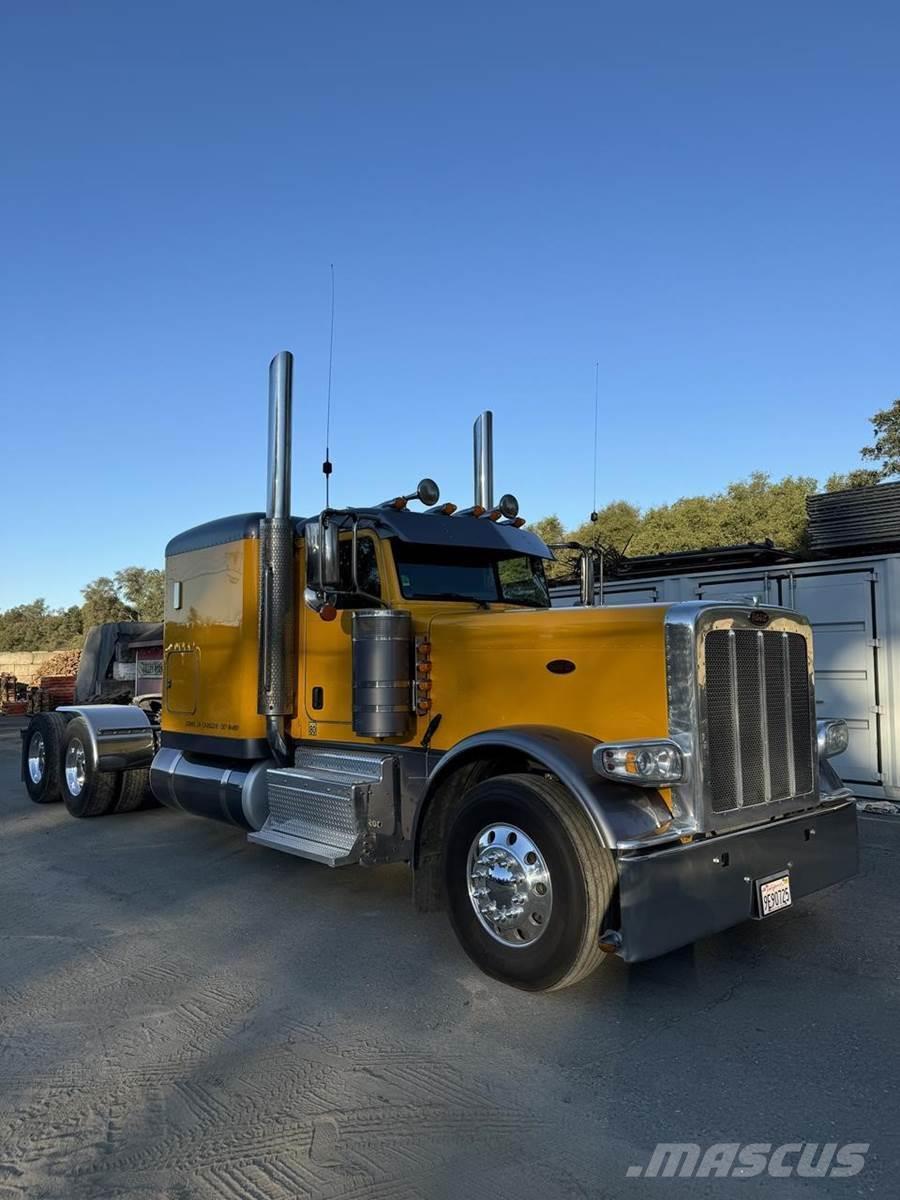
(749, 610, 770, 626)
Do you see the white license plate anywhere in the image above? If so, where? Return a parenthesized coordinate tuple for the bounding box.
(758, 874, 792, 917)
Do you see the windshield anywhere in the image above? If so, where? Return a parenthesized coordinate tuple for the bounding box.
(393, 542, 550, 608)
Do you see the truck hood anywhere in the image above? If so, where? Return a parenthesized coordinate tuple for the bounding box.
(426, 604, 671, 751)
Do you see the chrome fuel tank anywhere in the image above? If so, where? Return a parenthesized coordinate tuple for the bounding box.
(149, 747, 273, 830)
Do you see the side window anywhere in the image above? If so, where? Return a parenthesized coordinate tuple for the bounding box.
(498, 556, 550, 607)
(335, 536, 381, 608)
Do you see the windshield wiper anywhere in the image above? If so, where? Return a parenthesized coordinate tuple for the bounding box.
(419, 592, 491, 610)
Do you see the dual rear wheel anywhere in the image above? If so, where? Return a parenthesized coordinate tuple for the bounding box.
(24, 714, 153, 817)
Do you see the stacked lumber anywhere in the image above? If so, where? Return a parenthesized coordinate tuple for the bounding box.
(26, 675, 77, 713)
(1, 674, 28, 715)
(40, 674, 77, 707)
(38, 649, 82, 677)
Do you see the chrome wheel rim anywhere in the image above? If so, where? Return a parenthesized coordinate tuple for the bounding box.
(27, 731, 45, 785)
(65, 737, 86, 797)
(467, 822, 553, 947)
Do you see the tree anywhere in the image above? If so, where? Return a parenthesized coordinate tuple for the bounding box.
(527, 515, 569, 579)
(114, 567, 165, 621)
(860, 398, 900, 480)
(718, 472, 817, 550)
(80, 577, 137, 628)
(570, 500, 642, 554)
(0, 600, 83, 651)
(825, 469, 883, 492)
(630, 493, 728, 555)
(0, 600, 53, 650)
(629, 473, 816, 555)
(46, 605, 84, 649)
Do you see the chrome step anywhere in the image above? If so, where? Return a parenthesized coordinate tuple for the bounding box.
(247, 752, 398, 867)
(294, 746, 385, 783)
(247, 825, 358, 867)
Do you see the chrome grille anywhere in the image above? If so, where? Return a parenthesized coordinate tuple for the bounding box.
(704, 629, 814, 814)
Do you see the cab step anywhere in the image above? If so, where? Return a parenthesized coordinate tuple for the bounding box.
(247, 751, 398, 867)
(247, 824, 359, 867)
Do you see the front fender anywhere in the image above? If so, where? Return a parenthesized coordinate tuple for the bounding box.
(413, 724, 673, 858)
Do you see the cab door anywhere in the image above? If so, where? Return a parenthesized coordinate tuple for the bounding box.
(164, 648, 199, 714)
(301, 533, 384, 734)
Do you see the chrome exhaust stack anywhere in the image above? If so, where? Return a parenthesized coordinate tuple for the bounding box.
(580, 548, 597, 607)
(258, 351, 295, 763)
(473, 410, 494, 510)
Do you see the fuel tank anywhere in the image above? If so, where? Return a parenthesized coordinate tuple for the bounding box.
(149, 746, 273, 830)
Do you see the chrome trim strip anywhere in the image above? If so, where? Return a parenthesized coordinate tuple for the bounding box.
(727, 629, 743, 808)
(781, 631, 797, 797)
(756, 630, 772, 801)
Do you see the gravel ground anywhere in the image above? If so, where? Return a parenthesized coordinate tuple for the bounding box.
(1, 714, 897, 1199)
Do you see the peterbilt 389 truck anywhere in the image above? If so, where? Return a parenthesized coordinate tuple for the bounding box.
(22, 352, 859, 991)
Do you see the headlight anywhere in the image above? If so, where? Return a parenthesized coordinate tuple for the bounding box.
(817, 719, 849, 759)
(593, 740, 683, 785)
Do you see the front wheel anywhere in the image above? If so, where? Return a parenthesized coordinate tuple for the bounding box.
(444, 773, 618, 991)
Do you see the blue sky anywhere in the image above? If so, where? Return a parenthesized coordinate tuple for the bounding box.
(1, 1, 898, 609)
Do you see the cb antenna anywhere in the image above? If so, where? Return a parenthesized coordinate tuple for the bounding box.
(591, 360, 599, 522)
(323, 263, 335, 506)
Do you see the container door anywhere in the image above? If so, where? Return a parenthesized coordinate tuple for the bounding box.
(791, 569, 881, 787)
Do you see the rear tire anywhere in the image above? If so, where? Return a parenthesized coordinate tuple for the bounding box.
(114, 768, 156, 813)
(444, 772, 618, 991)
(23, 713, 67, 804)
(60, 716, 120, 818)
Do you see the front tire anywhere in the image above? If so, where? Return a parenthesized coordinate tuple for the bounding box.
(23, 713, 67, 804)
(61, 717, 120, 818)
(444, 773, 618, 991)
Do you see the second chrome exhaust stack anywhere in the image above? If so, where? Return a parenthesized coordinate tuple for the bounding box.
(258, 351, 296, 763)
(473, 411, 494, 510)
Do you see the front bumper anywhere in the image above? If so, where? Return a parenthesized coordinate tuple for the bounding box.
(615, 799, 859, 963)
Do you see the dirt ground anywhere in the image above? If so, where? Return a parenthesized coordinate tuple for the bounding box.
(1, 715, 897, 1198)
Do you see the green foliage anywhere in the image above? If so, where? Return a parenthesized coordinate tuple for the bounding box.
(527, 514, 565, 545)
(80, 577, 137, 628)
(570, 500, 641, 554)
(532, 473, 819, 562)
(528, 470, 819, 561)
(114, 567, 165, 621)
(0, 564, 164, 651)
(825, 469, 883, 492)
(0, 600, 84, 651)
(860, 398, 900, 480)
(527, 515, 569, 579)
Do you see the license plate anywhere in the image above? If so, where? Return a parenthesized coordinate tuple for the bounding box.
(757, 873, 792, 917)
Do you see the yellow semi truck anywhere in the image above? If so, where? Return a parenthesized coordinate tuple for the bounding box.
(22, 352, 859, 990)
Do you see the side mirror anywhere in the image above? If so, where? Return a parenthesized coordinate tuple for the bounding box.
(306, 517, 341, 591)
